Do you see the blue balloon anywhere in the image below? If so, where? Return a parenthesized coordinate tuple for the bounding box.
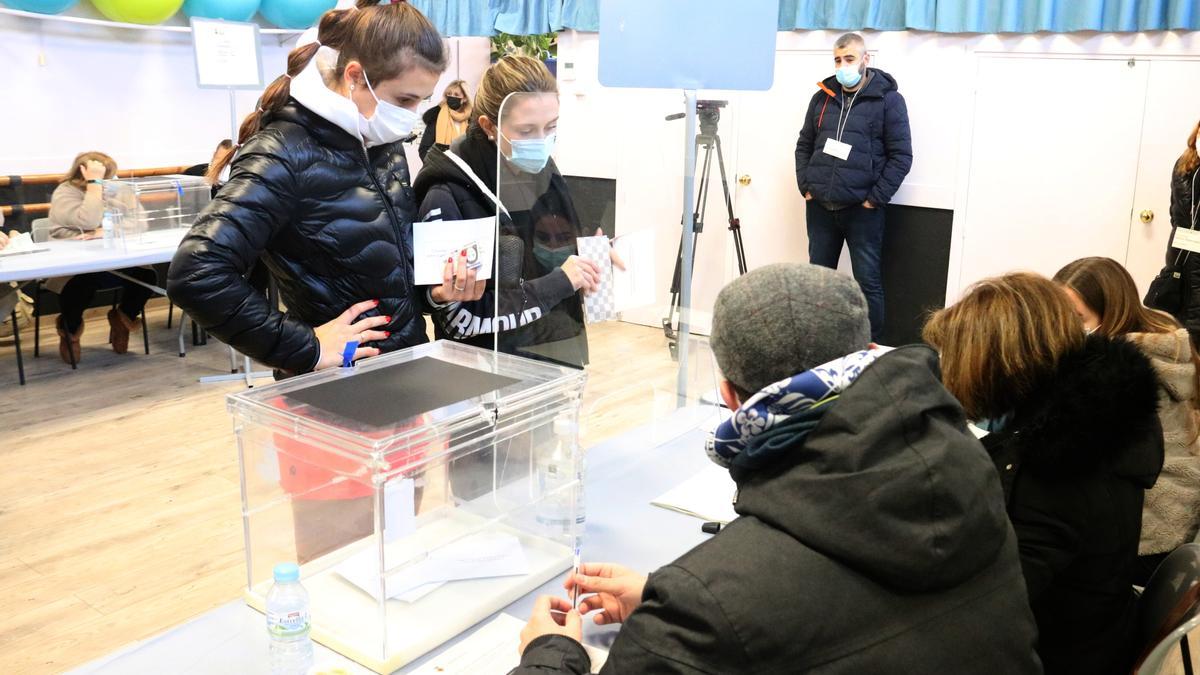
(183, 0, 260, 22)
(3, 0, 79, 13)
(258, 0, 333, 29)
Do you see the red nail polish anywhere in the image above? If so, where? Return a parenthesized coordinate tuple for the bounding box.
(385, 316, 393, 322)
(385, 331, 391, 337)
(447, 257, 454, 263)
(461, 250, 467, 257)
(373, 299, 380, 306)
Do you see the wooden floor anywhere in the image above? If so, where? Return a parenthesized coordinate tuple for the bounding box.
(2, 303, 1197, 674)
(0, 301, 707, 673)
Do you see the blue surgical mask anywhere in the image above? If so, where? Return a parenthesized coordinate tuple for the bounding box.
(502, 133, 556, 174)
(533, 243, 572, 270)
(835, 65, 863, 88)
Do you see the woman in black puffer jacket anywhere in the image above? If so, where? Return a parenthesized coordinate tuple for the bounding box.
(925, 273, 1164, 675)
(1171, 118, 1200, 347)
(168, 1, 482, 376)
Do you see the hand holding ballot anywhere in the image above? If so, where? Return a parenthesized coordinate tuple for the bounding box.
(519, 595, 583, 655)
(430, 246, 488, 305)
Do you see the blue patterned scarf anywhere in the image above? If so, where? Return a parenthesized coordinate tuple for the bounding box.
(706, 349, 889, 469)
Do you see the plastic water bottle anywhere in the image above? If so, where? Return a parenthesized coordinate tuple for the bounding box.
(265, 562, 314, 675)
(101, 211, 114, 249)
(536, 417, 585, 535)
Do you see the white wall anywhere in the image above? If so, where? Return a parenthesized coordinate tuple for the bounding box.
(555, 28, 1200, 314)
(0, 11, 489, 176)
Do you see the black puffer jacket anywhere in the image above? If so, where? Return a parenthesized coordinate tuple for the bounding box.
(1170, 160, 1200, 343)
(518, 347, 1042, 674)
(167, 100, 425, 374)
(795, 68, 913, 208)
(982, 336, 1164, 675)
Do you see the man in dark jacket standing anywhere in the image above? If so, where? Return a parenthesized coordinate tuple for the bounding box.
(795, 33, 912, 341)
(513, 263, 1041, 674)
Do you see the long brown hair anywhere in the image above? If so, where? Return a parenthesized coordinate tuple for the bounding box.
(1178, 118, 1200, 177)
(923, 273, 1085, 420)
(472, 55, 557, 129)
(1054, 256, 1200, 410)
(1054, 257, 1180, 336)
(62, 151, 117, 190)
(206, 0, 446, 184)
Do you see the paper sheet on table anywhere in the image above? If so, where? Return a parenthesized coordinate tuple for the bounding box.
(651, 464, 738, 524)
(0, 232, 47, 257)
(410, 613, 609, 675)
(335, 531, 529, 602)
(612, 230, 656, 312)
(413, 217, 495, 286)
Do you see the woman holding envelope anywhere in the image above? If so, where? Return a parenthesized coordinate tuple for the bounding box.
(414, 55, 605, 369)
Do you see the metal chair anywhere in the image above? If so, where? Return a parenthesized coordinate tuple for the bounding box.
(1134, 543, 1200, 674)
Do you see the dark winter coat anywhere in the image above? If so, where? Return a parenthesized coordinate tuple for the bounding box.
(981, 336, 1164, 675)
(167, 100, 425, 374)
(1170, 159, 1200, 343)
(413, 126, 589, 368)
(516, 347, 1042, 674)
(418, 105, 444, 160)
(794, 68, 913, 208)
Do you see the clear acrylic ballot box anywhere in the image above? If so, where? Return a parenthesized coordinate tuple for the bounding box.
(102, 175, 210, 248)
(226, 341, 587, 672)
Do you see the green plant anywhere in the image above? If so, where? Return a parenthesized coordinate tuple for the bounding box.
(490, 32, 557, 61)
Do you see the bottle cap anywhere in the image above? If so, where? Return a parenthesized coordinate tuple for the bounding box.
(273, 562, 300, 583)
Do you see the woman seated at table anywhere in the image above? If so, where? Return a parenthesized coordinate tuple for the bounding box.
(47, 151, 157, 365)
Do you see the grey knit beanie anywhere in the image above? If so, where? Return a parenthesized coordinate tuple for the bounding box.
(710, 263, 871, 395)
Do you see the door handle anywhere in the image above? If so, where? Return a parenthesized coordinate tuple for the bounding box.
(738, 175, 752, 186)
(1140, 209, 1154, 224)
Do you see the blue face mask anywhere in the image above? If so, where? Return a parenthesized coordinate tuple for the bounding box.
(502, 133, 556, 174)
(533, 243, 572, 270)
(835, 64, 863, 88)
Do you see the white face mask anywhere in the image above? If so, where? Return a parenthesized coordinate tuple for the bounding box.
(359, 72, 420, 148)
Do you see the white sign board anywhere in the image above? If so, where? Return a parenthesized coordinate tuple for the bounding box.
(191, 18, 264, 90)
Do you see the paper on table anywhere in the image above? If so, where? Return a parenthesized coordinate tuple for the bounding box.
(612, 230, 656, 312)
(335, 531, 530, 603)
(409, 613, 609, 675)
(413, 217, 496, 286)
(651, 464, 738, 524)
(0, 232, 47, 257)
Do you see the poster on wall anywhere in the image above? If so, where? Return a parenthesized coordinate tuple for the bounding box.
(190, 17, 264, 89)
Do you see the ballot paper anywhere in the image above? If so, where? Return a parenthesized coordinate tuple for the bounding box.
(650, 464, 739, 524)
(576, 230, 657, 324)
(409, 613, 609, 675)
(0, 232, 47, 257)
(413, 217, 496, 286)
(336, 531, 530, 602)
(612, 229, 656, 313)
(576, 235, 616, 323)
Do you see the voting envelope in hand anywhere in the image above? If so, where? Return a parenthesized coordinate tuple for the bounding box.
(576, 235, 616, 324)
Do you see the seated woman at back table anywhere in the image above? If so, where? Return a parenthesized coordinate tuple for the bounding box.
(46, 151, 157, 365)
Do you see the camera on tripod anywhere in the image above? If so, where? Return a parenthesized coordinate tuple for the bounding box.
(660, 99, 746, 360)
(665, 100, 728, 135)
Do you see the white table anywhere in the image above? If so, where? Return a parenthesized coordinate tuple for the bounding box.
(69, 407, 722, 675)
(0, 231, 203, 384)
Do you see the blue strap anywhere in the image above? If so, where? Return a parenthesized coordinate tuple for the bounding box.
(341, 340, 359, 368)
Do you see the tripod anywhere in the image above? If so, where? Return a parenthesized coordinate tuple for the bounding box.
(662, 105, 748, 359)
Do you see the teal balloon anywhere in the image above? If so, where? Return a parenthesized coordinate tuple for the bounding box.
(4, 0, 79, 13)
(258, 0, 333, 29)
(183, 0, 260, 22)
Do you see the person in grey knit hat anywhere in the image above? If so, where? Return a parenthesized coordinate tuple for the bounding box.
(515, 262, 1041, 675)
(710, 262, 871, 397)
